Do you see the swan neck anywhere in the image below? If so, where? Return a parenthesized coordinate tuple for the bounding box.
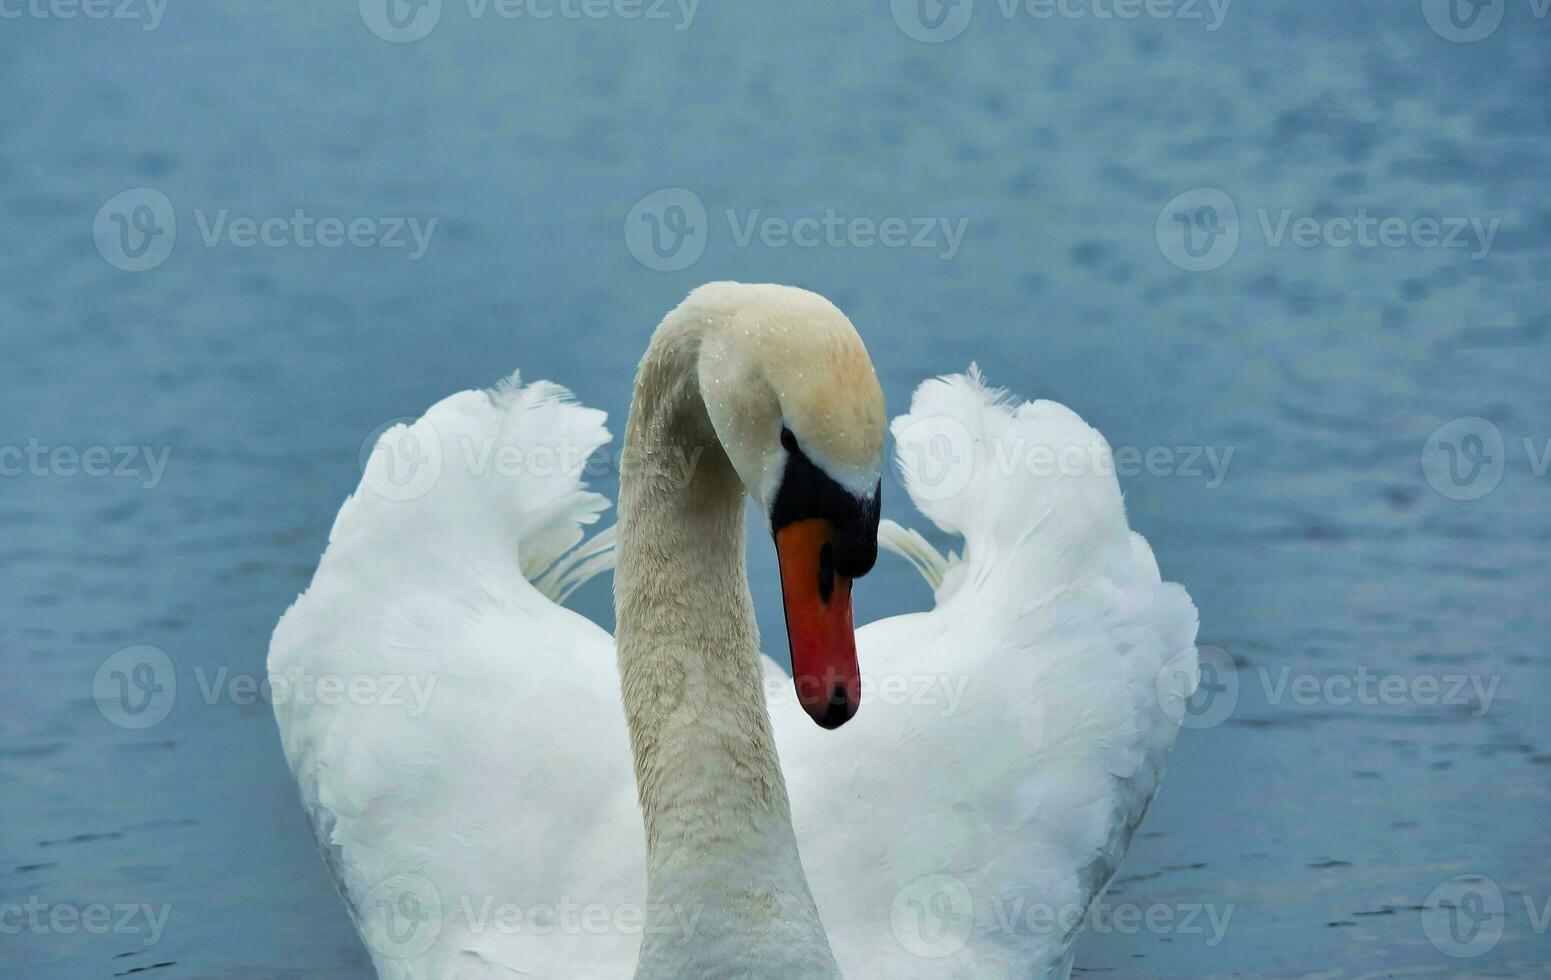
(613, 311, 840, 978)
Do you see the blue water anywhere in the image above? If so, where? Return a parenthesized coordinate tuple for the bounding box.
(3, 2, 1548, 976)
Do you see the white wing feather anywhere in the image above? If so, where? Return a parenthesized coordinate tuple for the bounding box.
(269, 366, 1196, 980)
(268, 374, 644, 979)
(775, 368, 1199, 979)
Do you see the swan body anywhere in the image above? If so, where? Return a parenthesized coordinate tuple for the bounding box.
(269, 283, 1199, 979)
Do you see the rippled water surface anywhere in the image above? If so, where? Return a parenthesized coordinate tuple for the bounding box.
(3, 2, 1548, 976)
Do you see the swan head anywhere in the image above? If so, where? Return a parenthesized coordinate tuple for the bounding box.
(687, 282, 885, 729)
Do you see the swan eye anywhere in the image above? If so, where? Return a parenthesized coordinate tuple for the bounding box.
(780, 427, 799, 453)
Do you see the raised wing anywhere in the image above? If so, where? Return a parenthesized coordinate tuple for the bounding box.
(268, 375, 644, 979)
(774, 368, 1200, 979)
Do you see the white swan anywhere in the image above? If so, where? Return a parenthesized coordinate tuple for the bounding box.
(268, 282, 1199, 979)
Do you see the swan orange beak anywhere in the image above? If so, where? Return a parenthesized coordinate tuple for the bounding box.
(775, 518, 861, 729)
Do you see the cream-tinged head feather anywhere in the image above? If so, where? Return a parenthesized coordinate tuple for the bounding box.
(680, 282, 886, 511)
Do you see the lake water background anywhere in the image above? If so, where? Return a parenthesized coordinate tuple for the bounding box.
(3, 1, 1549, 976)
